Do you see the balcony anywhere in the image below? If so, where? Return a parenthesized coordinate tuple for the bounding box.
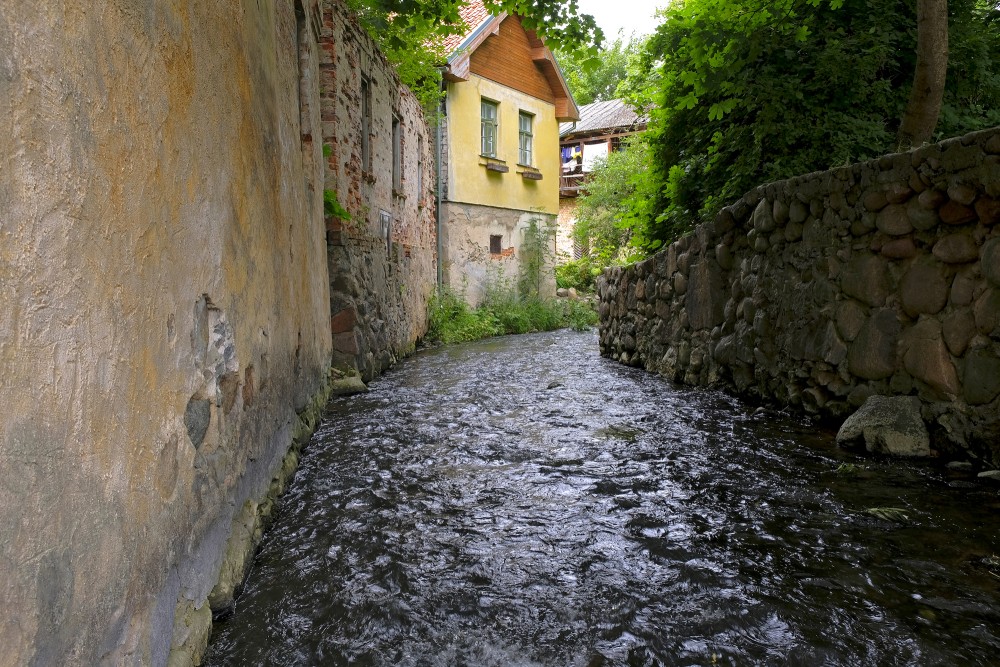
(559, 172, 589, 198)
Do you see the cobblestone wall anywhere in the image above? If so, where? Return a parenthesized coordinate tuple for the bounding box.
(599, 128, 1000, 465)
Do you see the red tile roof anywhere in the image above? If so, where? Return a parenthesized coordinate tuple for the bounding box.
(441, 0, 493, 55)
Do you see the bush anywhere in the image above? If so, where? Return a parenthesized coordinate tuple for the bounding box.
(425, 285, 598, 344)
(554, 257, 602, 292)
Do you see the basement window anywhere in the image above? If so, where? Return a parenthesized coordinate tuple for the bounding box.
(489, 235, 502, 255)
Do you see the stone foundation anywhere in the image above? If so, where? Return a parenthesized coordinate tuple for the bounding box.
(442, 201, 557, 305)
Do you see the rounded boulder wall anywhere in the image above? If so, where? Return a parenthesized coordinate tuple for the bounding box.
(848, 308, 900, 380)
(841, 255, 891, 307)
(899, 259, 949, 317)
(964, 348, 1000, 405)
(876, 204, 913, 236)
(933, 233, 980, 265)
(982, 237, 1000, 288)
(900, 318, 960, 397)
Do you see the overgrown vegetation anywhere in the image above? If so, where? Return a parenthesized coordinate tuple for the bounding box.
(425, 286, 598, 344)
(554, 257, 602, 292)
(571, 137, 654, 266)
(344, 0, 603, 113)
(554, 35, 637, 106)
(602, 0, 1000, 253)
(426, 216, 598, 344)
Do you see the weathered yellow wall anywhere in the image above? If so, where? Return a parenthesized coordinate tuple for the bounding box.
(0, 1, 332, 664)
(446, 74, 560, 215)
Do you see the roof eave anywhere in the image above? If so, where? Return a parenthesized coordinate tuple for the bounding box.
(444, 12, 505, 82)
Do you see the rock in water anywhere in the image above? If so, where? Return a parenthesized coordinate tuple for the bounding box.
(330, 376, 368, 396)
(836, 395, 930, 457)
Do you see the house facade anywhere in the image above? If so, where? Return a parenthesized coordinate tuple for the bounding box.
(557, 99, 646, 259)
(439, 1, 579, 304)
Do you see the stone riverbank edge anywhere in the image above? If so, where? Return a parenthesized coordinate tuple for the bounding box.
(599, 127, 1000, 468)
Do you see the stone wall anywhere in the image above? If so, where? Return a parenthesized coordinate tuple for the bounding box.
(1, 1, 333, 665)
(599, 128, 1000, 466)
(319, 0, 437, 379)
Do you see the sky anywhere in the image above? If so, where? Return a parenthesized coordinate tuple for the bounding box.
(575, 0, 667, 40)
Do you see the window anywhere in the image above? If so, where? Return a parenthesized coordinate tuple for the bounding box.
(489, 235, 502, 255)
(392, 115, 401, 190)
(361, 77, 371, 172)
(417, 135, 424, 197)
(481, 99, 498, 157)
(518, 111, 533, 166)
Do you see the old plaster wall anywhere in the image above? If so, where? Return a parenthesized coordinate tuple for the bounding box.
(599, 128, 1000, 466)
(441, 202, 557, 306)
(319, 0, 437, 379)
(0, 1, 333, 664)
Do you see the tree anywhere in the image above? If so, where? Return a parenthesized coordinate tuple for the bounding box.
(555, 35, 634, 106)
(897, 0, 950, 149)
(618, 0, 1000, 252)
(573, 138, 654, 264)
(346, 0, 602, 112)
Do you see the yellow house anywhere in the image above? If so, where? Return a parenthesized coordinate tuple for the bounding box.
(439, 0, 579, 304)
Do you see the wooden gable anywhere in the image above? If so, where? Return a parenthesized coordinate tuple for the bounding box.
(469, 15, 555, 104)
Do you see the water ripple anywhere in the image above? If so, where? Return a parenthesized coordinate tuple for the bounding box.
(208, 330, 1000, 666)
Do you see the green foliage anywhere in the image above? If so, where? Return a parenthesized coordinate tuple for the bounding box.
(345, 0, 604, 114)
(426, 290, 503, 343)
(555, 35, 635, 106)
(517, 216, 554, 300)
(621, 0, 1000, 251)
(554, 257, 602, 292)
(323, 189, 351, 220)
(573, 137, 655, 264)
(425, 285, 597, 344)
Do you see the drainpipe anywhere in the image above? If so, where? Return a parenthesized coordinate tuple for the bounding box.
(435, 68, 446, 295)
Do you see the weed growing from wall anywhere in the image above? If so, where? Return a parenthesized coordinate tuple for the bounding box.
(518, 215, 555, 300)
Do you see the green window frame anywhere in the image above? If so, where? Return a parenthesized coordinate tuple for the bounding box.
(481, 99, 498, 158)
(518, 111, 533, 166)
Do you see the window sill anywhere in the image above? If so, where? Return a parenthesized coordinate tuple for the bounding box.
(393, 188, 406, 200)
(517, 166, 543, 181)
(362, 170, 376, 185)
(479, 156, 509, 173)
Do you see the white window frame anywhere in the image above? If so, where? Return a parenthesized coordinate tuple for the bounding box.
(481, 99, 498, 158)
(518, 111, 533, 166)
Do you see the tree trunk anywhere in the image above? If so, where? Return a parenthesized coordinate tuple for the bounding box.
(897, 0, 949, 150)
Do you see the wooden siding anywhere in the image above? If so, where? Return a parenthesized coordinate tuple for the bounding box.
(469, 16, 555, 104)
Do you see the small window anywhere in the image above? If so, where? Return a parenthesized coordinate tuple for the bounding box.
(392, 115, 402, 190)
(489, 235, 502, 255)
(518, 111, 533, 166)
(361, 77, 372, 172)
(481, 99, 498, 157)
(417, 135, 424, 197)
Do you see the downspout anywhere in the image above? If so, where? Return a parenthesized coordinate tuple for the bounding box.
(435, 68, 446, 295)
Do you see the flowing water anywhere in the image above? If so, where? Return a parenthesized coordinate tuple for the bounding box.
(207, 330, 1000, 666)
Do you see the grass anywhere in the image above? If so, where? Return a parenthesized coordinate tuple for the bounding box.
(425, 288, 599, 345)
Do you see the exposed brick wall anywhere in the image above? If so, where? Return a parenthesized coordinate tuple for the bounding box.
(319, 0, 438, 378)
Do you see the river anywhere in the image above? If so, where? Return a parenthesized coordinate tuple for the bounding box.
(206, 329, 1000, 666)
